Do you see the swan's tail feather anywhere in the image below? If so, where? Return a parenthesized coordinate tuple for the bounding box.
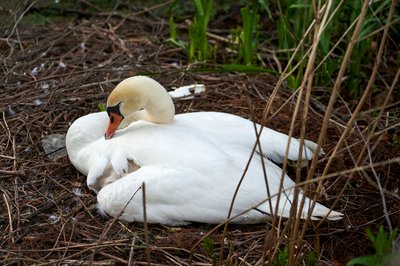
(325, 209, 344, 221)
(303, 139, 325, 156)
(311, 208, 344, 221)
(271, 194, 344, 222)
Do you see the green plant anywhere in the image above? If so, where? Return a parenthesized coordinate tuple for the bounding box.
(272, 245, 316, 266)
(169, 0, 396, 97)
(346, 0, 395, 97)
(304, 250, 317, 266)
(188, 0, 213, 62)
(202, 237, 217, 265)
(347, 226, 398, 266)
(272, 0, 396, 95)
(239, 2, 259, 65)
(276, 1, 313, 90)
(167, 15, 186, 49)
(273, 245, 288, 265)
(98, 103, 106, 112)
(392, 132, 399, 145)
(345, 1, 371, 98)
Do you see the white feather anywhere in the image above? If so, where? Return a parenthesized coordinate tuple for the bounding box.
(66, 76, 343, 225)
(67, 111, 342, 224)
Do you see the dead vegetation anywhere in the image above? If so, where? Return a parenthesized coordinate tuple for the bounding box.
(1, 2, 400, 265)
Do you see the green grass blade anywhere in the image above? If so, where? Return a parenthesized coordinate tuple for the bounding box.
(189, 63, 275, 73)
(193, 0, 204, 18)
(258, 0, 272, 19)
(203, 0, 213, 30)
(169, 15, 177, 40)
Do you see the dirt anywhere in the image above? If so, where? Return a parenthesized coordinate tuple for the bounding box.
(1, 6, 399, 266)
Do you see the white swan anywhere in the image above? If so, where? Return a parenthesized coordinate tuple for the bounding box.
(66, 76, 343, 225)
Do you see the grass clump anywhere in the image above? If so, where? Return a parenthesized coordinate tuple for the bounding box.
(238, 2, 260, 65)
(188, 0, 213, 62)
(202, 237, 217, 265)
(170, 0, 398, 97)
(347, 226, 399, 266)
(273, 245, 317, 266)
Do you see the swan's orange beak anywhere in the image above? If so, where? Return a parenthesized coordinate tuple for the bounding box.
(105, 113, 123, 140)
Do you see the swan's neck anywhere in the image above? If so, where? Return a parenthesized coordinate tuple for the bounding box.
(117, 77, 175, 130)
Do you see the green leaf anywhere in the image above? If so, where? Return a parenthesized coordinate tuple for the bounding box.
(189, 63, 275, 73)
(98, 103, 106, 112)
(305, 250, 316, 266)
(187, 0, 212, 62)
(347, 227, 399, 266)
(193, 0, 204, 18)
(289, 4, 311, 9)
(346, 255, 379, 266)
(169, 16, 177, 40)
(203, 0, 213, 30)
(240, 2, 259, 65)
(258, 0, 272, 19)
(274, 245, 288, 265)
(202, 236, 214, 254)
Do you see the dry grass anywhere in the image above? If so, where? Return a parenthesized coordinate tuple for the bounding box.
(1, 2, 400, 265)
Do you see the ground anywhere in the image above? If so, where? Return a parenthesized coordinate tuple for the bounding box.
(1, 3, 400, 265)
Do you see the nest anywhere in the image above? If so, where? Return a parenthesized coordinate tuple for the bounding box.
(1, 8, 399, 265)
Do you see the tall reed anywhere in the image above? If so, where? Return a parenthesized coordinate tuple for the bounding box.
(188, 0, 213, 62)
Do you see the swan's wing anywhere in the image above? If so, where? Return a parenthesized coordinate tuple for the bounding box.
(66, 112, 109, 175)
(67, 112, 342, 223)
(235, 152, 342, 222)
(97, 159, 342, 225)
(175, 112, 322, 163)
(67, 114, 241, 193)
(67, 111, 320, 181)
(96, 165, 269, 225)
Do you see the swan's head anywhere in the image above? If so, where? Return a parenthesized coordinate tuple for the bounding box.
(105, 76, 175, 139)
(105, 77, 144, 139)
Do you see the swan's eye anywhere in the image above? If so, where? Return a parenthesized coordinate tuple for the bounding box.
(106, 102, 124, 119)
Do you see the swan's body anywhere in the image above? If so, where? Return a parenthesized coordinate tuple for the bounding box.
(66, 76, 343, 225)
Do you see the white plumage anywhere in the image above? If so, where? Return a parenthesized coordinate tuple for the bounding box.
(66, 76, 343, 225)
